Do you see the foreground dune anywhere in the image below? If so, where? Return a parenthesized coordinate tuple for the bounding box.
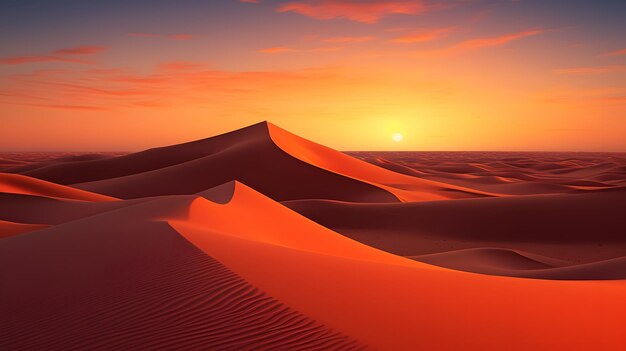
(172, 182, 626, 350)
(0, 193, 364, 350)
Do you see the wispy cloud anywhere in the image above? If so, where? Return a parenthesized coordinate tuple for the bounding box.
(24, 104, 111, 111)
(128, 33, 194, 40)
(157, 61, 208, 71)
(0, 63, 361, 112)
(451, 29, 543, 51)
(0, 56, 92, 65)
(322, 36, 376, 43)
(389, 27, 454, 43)
(168, 34, 194, 40)
(276, 0, 437, 24)
(555, 65, 626, 75)
(257, 46, 299, 54)
(128, 32, 160, 38)
(257, 45, 342, 54)
(540, 87, 626, 106)
(601, 48, 626, 57)
(0, 45, 107, 65)
(52, 46, 107, 55)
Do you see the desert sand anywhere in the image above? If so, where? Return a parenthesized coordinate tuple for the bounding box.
(1, 122, 625, 350)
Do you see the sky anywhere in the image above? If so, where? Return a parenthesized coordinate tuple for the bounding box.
(0, 0, 625, 151)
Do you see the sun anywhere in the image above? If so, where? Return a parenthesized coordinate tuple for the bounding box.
(392, 133, 404, 142)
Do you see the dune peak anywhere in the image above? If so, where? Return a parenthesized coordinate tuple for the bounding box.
(195, 180, 238, 204)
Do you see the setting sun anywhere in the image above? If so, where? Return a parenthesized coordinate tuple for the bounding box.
(392, 133, 404, 142)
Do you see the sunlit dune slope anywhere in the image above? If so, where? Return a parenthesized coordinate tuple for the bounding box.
(265, 123, 491, 201)
(170, 182, 626, 350)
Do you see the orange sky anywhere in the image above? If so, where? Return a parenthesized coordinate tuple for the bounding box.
(0, 0, 625, 151)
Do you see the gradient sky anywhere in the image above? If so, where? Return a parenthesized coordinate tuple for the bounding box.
(1, 0, 625, 151)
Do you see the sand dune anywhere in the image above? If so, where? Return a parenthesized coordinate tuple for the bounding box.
(0, 173, 115, 201)
(7, 122, 487, 202)
(68, 123, 400, 202)
(171, 182, 626, 349)
(0, 192, 364, 350)
(410, 248, 626, 280)
(0, 192, 149, 225)
(284, 191, 626, 265)
(2, 123, 625, 349)
(349, 151, 626, 194)
(0, 219, 49, 239)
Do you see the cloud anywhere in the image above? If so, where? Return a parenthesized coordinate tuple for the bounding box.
(309, 46, 343, 52)
(168, 34, 193, 40)
(452, 29, 543, 51)
(276, 0, 436, 24)
(128, 33, 194, 40)
(257, 45, 343, 53)
(389, 27, 454, 43)
(0, 56, 92, 65)
(540, 87, 626, 106)
(601, 48, 626, 57)
(322, 36, 376, 43)
(555, 65, 626, 75)
(0, 63, 361, 112)
(128, 33, 160, 38)
(157, 61, 208, 71)
(257, 46, 298, 54)
(239, 0, 261, 3)
(24, 104, 111, 111)
(53, 46, 107, 55)
(0, 45, 106, 65)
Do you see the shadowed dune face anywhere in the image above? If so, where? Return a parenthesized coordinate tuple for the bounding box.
(0, 173, 116, 202)
(284, 191, 626, 263)
(1, 123, 626, 349)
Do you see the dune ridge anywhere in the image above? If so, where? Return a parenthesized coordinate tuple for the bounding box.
(0, 173, 115, 201)
(6, 122, 489, 202)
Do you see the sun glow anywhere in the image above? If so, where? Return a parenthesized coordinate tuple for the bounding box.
(392, 133, 404, 142)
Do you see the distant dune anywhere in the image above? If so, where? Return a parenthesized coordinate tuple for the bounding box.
(1, 122, 625, 350)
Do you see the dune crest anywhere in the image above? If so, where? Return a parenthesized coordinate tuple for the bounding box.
(8, 122, 491, 202)
(266, 122, 493, 201)
(0, 219, 49, 238)
(0, 173, 115, 202)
